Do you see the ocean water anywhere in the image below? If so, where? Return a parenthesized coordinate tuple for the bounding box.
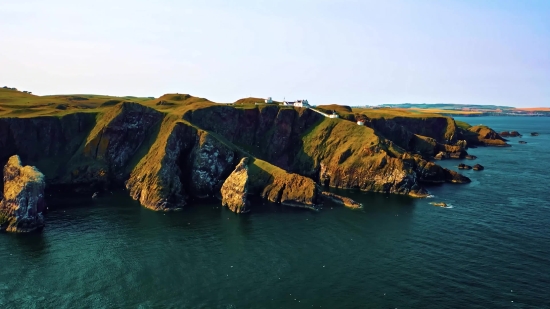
(1, 116, 549, 309)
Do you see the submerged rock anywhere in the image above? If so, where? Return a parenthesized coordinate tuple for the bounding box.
(321, 192, 363, 209)
(220, 158, 251, 214)
(531, 132, 539, 136)
(0, 155, 45, 233)
(518, 141, 527, 144)
(465, 155, 477, 160)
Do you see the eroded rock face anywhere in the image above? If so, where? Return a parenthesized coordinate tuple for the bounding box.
(220, 158, 250, 213)
(0, 155, 45, 233)
(126, 121, 237, 211)
(415, 160, 470, 184)
(188, 132, 236, 198)
(261, 171, 321, 209)
(126, 121, 196, 211)
(221, 158, 323, 213)
(73, 102, 164, 186)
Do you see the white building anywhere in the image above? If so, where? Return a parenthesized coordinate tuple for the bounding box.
(283, 99, 310, 108)
(357, 120, 365, 125)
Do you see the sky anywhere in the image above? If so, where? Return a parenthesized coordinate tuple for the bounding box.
(1, 0, 549, 107)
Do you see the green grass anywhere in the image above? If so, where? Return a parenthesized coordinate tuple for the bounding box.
(295, 118, 383, 171)
(455, 120, 472, 130)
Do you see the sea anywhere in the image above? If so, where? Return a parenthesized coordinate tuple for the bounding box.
(1, 116, 549, 309)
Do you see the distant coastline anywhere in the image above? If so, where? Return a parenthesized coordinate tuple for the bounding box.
(362, 103, 550, 117)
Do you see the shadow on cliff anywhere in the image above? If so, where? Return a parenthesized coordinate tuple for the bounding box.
(123, 118, 164, 180)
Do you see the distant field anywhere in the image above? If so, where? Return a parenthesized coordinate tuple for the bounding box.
(515, 107, 550, 112)
(407, 108, 482, 115)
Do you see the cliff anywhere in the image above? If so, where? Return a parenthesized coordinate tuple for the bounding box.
(1, 88, 495, 220)
(0, 155, 45, 233)
(125, 119, 237, 211)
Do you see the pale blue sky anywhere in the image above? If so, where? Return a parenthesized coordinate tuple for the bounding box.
(1, 0, 549, 107)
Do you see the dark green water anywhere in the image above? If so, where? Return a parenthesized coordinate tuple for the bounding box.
(1, 117, 549, 308)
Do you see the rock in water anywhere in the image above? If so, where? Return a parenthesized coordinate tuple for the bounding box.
(434, 151, 447, 160)
(0, 155, 46, 233)
(531, 132, 539, 136)
(458, 163, 472, 170)
(220, 158, 251, 214)
(321, 192, 363, 209)
(518, 141, 527, 144)
(473, 164, 484, 171)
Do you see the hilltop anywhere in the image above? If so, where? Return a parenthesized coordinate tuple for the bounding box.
(0, 88, 506, 218)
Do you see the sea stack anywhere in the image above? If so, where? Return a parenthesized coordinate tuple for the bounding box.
(0, 155, 46, 233)
(220, 157, 251, 214)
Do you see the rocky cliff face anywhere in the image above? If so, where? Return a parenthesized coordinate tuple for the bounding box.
(0, 113, 96, 171)
(184, 105, 322, 170)
(125, 120, 238, 211)
(0, 103, 165, 191)
(57, 102, 164, 193)
(187, 131, 237, 198)
(0, 155, 45, 233)
(366, 116, 458, 145)
(220, 158, 251, 213)
(0, 102, 478, 216)
(359, 117, 468, 160)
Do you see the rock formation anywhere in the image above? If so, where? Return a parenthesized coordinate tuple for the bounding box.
(458, 163, 472, 170)
(500, 131, 521, 137)
(220, 158, 251, 213)
(0, 155, 45, 233)
(466, 126, 509, 147)
(0, 97, 491, 215)
(220, 157, 322, 213)
(321, 192, 363, 209)
(473, 164, 484, 171)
